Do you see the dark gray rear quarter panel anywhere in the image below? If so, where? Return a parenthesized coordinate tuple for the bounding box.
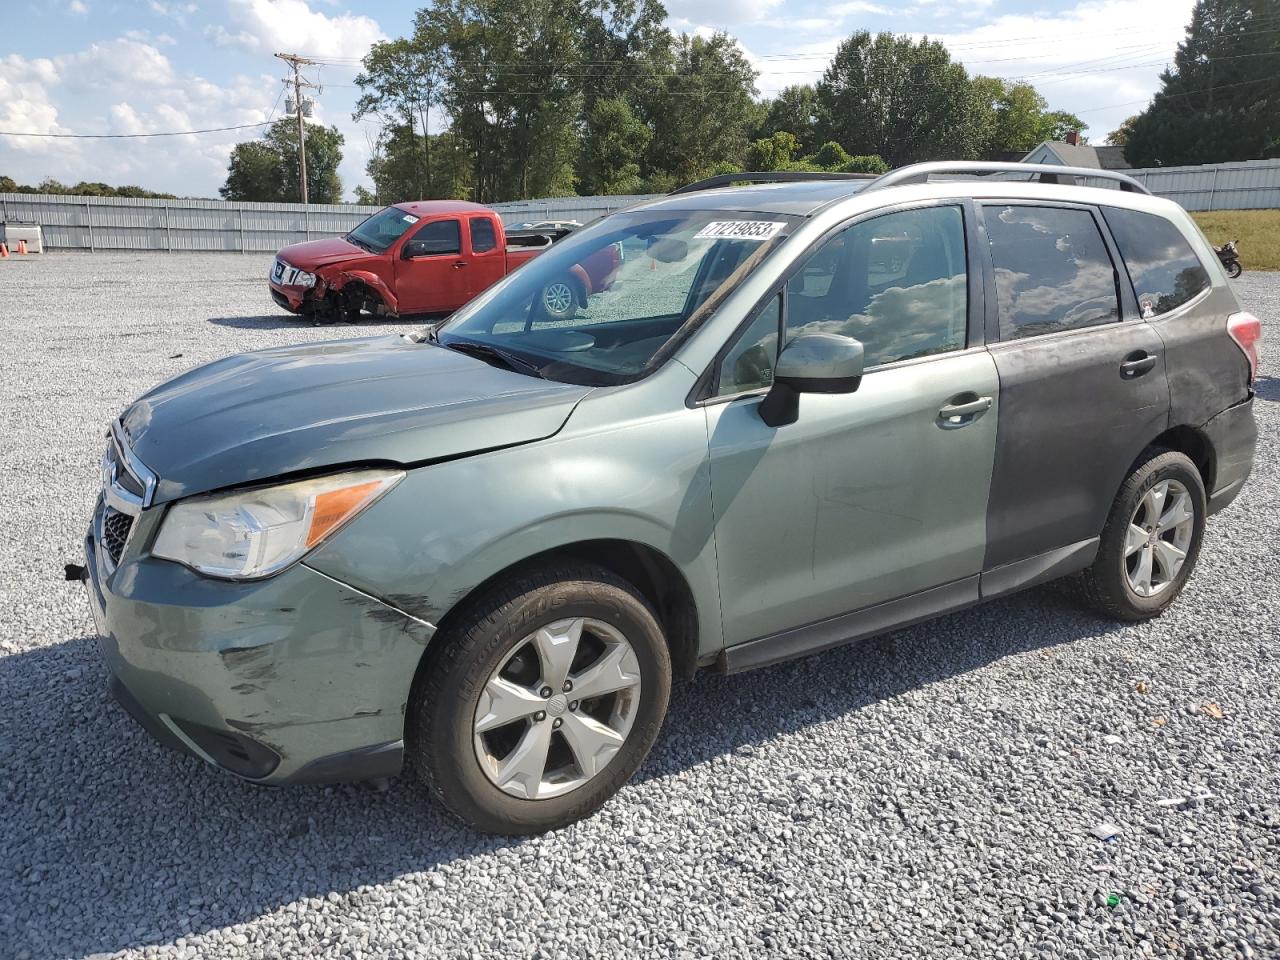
(1150, 285, 1252, 431)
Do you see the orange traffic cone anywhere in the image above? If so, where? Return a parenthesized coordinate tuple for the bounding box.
(16, 240, 27, 255)
(0, 243, 8, 259)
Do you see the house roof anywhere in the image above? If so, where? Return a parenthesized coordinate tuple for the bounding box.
(1023, 141, 1132, 171)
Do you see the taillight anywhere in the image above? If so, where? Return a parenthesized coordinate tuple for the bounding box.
(1227, 311, 1262, 385)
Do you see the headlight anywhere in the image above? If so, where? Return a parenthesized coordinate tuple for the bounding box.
(293, 269, 316, 288)
(152, 469, 403, 579)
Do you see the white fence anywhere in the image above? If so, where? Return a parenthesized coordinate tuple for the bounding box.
(0, 192, 656, 253)
(1123, 158, 1280, 211)
(2, 158, 1275, 252)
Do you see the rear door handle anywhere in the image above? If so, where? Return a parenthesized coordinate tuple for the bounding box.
(1120, 351, 1157, 378)
(938, 395, 993, 428)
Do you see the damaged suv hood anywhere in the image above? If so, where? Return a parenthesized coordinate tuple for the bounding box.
(120, 336, 591, 503)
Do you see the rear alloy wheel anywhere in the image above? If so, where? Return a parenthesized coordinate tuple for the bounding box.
(1077, 450, 1206, 621)
(411, 562, 670, 834)
(540, 280, 578, 321)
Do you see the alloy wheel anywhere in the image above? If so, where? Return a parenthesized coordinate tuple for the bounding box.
(542, 282, 574, 317)
(1124, 478, 1195, 598)
(472, 617, 642, 800)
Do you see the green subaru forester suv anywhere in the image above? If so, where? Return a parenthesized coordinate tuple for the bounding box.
(81, 163, 1259, 834)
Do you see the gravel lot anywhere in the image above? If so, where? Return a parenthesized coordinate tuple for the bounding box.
(2, 252, 1278, 960)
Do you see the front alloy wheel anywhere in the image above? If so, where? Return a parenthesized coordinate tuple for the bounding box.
(473, 617, 642, 799)
(541, 280, 577, 320)
(411, 562, 671, 834)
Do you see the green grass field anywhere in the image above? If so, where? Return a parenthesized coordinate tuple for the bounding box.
(1192, 209, 1280, 271)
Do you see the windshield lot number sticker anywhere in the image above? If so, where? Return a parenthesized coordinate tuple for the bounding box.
(694, 220, 786, 241)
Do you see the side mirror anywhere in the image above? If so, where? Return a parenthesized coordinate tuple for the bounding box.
(402, 239, 427, 259)
(759, 333, 864, 427)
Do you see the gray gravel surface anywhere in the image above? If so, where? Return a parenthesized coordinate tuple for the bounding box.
(2, 253, 1278, 960)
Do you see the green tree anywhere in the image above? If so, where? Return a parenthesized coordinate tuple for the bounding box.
(747, 131, 799, 170)
(353, 185, 379, 205)
(1106, 115, 1141, 146)
(836, 154, 889, 174)
(808, 141, 852, 169)
(815, 32, 982, 167)
(644, 32, 758, 187)
(1124, 0, 1280, 166)
(220, 118, 344, 203)
(579, 97, 651, 194)
(366, 123, 472, 203)
(757, 84, 819, 154)
(354, 35, 445, 198)
(0, 175, 16, 192)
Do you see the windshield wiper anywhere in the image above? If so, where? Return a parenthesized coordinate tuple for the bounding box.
(442, 339, 548, 379)
(345, 234, 375, 252)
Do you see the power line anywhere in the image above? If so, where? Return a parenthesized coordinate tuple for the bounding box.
(0, 120, 273, 139)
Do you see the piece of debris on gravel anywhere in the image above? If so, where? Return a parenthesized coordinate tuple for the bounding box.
(2, 256, 1279, 958)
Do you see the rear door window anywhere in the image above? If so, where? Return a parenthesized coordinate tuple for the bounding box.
(984, 205, 1119, 340)
(470, 216, 498, 254)
(1101, 207, 1211, 317)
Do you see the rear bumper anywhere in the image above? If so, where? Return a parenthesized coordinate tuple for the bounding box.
(1204, 395, 1257, 515)
(83, 508, 434, 785)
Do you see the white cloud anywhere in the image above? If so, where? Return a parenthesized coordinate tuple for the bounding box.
(665, 0, 786, 28)
(216, 0, 385, 59)
(69, 1, 89, 15)
(0, 55, 70, 154)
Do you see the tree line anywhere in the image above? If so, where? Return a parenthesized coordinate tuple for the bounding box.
(341, 1, 1088, 206)
(0, 175, 176, 199)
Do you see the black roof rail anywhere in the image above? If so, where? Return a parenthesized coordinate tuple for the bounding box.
(864, 161, 1151, 195)
(669, 170, 880, 195)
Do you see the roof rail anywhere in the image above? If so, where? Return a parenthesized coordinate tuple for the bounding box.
(864, 161, 1151, 195)
(669, 170, 879, 195)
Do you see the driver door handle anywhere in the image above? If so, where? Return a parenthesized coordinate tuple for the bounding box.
(453, 261, 468, 269)
(938, 395, 993, 428)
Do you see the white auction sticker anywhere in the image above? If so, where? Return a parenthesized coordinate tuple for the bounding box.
(693, 220, 786, 241)
(402, 214, 419, 223)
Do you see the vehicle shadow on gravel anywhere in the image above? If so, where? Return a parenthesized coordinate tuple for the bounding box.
(5, 584, 1121, 958)
(207, 315, 422, 331)
(1253, 375, 1279, 402)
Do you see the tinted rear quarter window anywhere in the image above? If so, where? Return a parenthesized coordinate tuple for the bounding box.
(984, 205, 1119, 340)
(470, 216, 498, 253)
(1102, 207, 1210, 317)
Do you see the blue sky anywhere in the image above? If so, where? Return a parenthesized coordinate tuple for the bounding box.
(0, 0, 1196, 199)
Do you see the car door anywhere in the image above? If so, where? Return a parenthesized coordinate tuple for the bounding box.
(976, 201, 1170, 585)
(704, 202, 1000, 652)
(394, 217, 466, 314)
(466, 215, 507, 298)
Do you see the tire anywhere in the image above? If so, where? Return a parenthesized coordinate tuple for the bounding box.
(538, 278, 579, 322)
(1227, 261, 1243, 279)
(1076, 449, 1206, 621)
(410, 561, 671, 835)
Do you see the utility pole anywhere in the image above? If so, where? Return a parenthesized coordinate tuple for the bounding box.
(275, 52, 318, 205)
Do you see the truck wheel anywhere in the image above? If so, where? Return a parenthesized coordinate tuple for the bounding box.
(410, 562, 671, 835)
(538, 279, 579, 322)
(1076, 450, 1206, 621)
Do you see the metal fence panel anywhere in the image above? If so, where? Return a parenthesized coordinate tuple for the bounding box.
(3, 161, 1275, 252)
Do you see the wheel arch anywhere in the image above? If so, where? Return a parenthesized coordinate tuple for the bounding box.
(416, 538, 703, 689)
(1142, 424, 1215, 496)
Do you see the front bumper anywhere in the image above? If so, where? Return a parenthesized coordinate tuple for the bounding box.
(267, 280, 312, 314)
(1204, 395, 1257, 515)
(83, 500, 434, 784)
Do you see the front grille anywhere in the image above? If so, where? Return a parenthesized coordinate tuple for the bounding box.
(101, 507, 133, 565)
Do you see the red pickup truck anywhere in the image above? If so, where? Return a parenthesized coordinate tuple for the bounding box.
(268, 200, 617, 322)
